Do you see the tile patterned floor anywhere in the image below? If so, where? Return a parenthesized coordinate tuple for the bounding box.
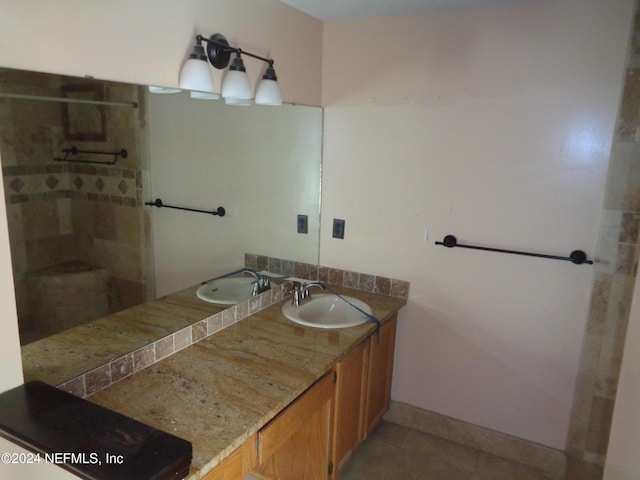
(338, 422, 565, 480)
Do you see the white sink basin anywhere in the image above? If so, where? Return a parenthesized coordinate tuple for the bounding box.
(196, 277, 256, 305)
(282, 294, 372, 329)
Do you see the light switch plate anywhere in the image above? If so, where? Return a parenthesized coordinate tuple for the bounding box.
(332, 219, 345, 239)
(297, 214, 308, 234)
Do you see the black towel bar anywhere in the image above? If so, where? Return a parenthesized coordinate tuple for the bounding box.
(53, 146, 127, 165)
(435, 235, 593, 265)
(145, 198, 226, 217)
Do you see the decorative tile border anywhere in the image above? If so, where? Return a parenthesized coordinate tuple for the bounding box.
(244, 253, 410, 299)
(2, 163, 141, 207)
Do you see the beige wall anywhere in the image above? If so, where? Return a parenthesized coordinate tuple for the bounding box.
(0, 0, 322, 106)
(320, 0, 633, 449)
(149, 94, 322, 296)
(0, 0, 322, 394)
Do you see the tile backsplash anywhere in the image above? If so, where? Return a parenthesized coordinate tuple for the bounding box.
(244, 253, 410, 299)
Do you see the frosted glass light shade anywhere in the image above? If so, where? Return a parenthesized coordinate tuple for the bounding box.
(224, 97, 252, 106)
(189, 91, 220, 100)
(255, 79, 282, 106)
(148, 86, 182, 94)
(221, 70, 252, 100)
(179, 57, 215, 93)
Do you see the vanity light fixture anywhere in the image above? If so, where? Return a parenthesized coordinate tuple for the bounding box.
(179, 37, 219, 99)
(221, 52, 252, 102)
(179, 33, 282, 106)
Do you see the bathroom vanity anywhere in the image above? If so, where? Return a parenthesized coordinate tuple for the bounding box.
(206, 315, 397, 480)
(87, 285, 405, 480)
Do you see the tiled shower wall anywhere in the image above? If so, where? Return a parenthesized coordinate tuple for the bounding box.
(0, 69, 153, 339)
(566, 2, 640, 472)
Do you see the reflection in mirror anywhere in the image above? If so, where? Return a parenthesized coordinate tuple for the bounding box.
(20, 271, 288, 386)
(0, 67, 322, 385)
(149, 88, 322, 296)
(0, 68, 153, 346)
(196, 268, 276, 305)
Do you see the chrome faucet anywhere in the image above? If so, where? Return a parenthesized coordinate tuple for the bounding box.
(242, 268, 260, 280)
(199, 267, 270, 295)
(245, 269, 270, 296)
(301, 281, 325, 299)
(291, 281, 325, 306)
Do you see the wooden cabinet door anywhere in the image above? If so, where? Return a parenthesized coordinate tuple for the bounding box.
(255, 372, 334, 480)
(364, 315, 397, 438)
(201, 433, 257, 480)
(332, 339, 369, 476)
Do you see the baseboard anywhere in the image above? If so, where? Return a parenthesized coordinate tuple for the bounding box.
(384, 400, 567, 478)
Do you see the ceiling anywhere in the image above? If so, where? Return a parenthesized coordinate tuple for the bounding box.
(278, 0, 539, 21)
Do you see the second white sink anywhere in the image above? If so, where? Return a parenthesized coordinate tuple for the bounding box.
(196, 277, 256, 305)
(282, 294, 372, 329)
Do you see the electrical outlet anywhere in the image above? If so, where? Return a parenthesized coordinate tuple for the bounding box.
(297, 214, 308, 234)
(332, 219, 345, 239)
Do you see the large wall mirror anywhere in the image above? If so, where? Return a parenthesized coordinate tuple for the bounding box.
(0, 67, 322, 385)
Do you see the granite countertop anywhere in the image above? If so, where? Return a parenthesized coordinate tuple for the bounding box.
(88, 286, 406, 479)
(21, 285, 229, 385)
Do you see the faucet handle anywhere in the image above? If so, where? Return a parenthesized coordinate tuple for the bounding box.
(291, 282, 302, 306)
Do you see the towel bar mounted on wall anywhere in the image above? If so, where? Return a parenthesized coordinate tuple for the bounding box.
(145, 198, 226, 217)
(435, 235, 593, 265)
(53, 146, 127, 165)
